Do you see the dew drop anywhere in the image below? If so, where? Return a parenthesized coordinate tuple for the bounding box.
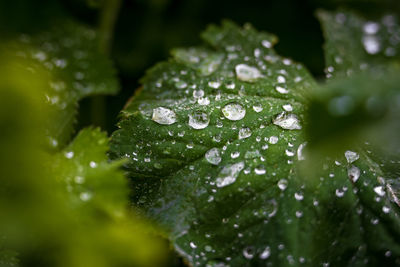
(269, 136, 279, 144)
(216, 162, 245, 187)
(208, 81, 221, 89)
(294, 192, 304, 201)
(363, 36, 381, 55)
(273, 112, 301, 130)
(278, 179, 288, 191)
(239, 127, 252, 139)
(348, 165, 360, 183)
(152, 107, 177, 125)
(80, 191, 92, 201)
(198, 97, 210, 105)
(254, 165, 266, 175)
(222, 103, 246, 121)
(235, 64, 264, 82)
(374, 186, 385, 197)
(282, 104, 293, 111)
(345, 150, 359, 164)
(243, 246, 255, 259)
(231, 151, 240, 159)
(253, 105, 263, 113)
(297, 142, 307, 161)
(259, 246, 271, 259)
(188, 111, 210, 129)
(65, 151, 74, 159)
(275, 86, 289, 94)
(205, 148, 222, 165)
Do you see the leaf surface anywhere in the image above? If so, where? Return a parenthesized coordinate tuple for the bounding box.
(110, 20, 400, 266)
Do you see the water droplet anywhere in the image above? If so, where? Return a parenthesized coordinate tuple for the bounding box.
(89, 161, 97, 168)
(152, 107, 177, 125)
(285, 149, 295, 157)
(335, 188, 345, 198)
(188, 111, 210, 129)
(226, 82, 236, 89)
(363, 36, 381, 55)
(216, 162, 245, 187)
(253, 105, 263, 112)
(275, 86, 289, 94)
(374, 186, 385, 196)
(261, 40, 272, 48)
(208, 81, 221, 89)
(297, 142, 307, 161)
(222, 103, 246, 121)
(193, 89, 204, 98)
(363, 22, 380, 35)
(243, 246, 255, 259)
(345, 150, 359, 163)
(74, 176, 85, 184)
(231, 151, 240, 159)
(277, 75, 286, 83)
(198, 97, 210, 105)
(382, 206, 390, 213)
(273, 112, 301, 130)
(205, 148, 222, 165)
(190, 242, 197, 249)
(295, 211, 303, 218)
(278, 179, 288, 190)
(348, 165, 360, 183)
(65, 151, 74, 159)
(239, 127, 252, 139)
(269, 136, 279, 144)
(282, 104, 293, 111)
(255, 165, 266, 175)
(175, 80, 187, 89)
(235, 64, 264, 82)
(294, 192, 304, 201)
(80, 191, 92, 201)
(259, 246, 271, 259)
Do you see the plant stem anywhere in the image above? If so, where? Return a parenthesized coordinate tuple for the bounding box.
(91, 0, 122, 129)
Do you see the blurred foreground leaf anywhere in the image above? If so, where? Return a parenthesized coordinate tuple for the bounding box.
(7, 18, 119, 149)
(0, 46, 166, 267)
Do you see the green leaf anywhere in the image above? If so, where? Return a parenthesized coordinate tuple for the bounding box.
(51, 127, 128, 219)
(8, 18, 119, 149)
(317, 10, 400, 79)
(111, 21, 400, 266)
(0, 52, 167, 267)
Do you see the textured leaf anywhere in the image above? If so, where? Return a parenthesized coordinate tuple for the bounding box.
(111, 21, 400, 266)
(317, 10, 400, 79)
(9, 19, 119, 148)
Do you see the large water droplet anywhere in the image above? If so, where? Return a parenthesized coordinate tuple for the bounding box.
(348, 165, 360, 183)
(216, 162, 245, 187)
(363, 36, 381, 55)
(238, 127, 252, 139)
(273, 112, 301, 130)
(188, 111, 210, 129)
(205, 148, 222, 165)
(222, 103, 246, 121)
(152, 107, 177, 125)
(345, 150, 359, 163)
(235, 64, 263, 82)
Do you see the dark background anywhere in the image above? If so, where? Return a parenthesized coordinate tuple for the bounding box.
(1, 0, 399, 133)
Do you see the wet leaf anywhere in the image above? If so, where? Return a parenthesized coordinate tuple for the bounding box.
(111, 20, 400, 266)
